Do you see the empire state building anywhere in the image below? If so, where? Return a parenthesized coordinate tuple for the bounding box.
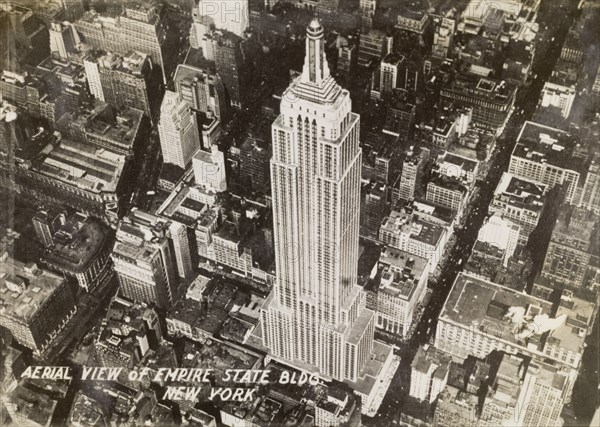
(261, 18, 380, 385)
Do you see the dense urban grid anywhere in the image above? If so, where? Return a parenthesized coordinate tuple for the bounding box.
(0, 0, 599, 426)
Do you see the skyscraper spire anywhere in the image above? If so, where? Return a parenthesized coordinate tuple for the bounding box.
(301, 17, 331, 85)
(262, 19, 383, 389)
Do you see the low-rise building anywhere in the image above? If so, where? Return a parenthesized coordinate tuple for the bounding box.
(0, 253, 77, 356)
(490, 173, 548, 245)
(440, 74, 516, 134)
(94, 296, 163, 373)
(476, 212, 521, 267)
(373, 247, 429, 337)
(426, 173, 468, 215)
(509, 121, 580, 203)
(435, 272, 592, 394)
(40, 212, 113, 293)
(379, 209, 448, 270)
(536, 206, 599, 300)
(410, 345, 452, 403)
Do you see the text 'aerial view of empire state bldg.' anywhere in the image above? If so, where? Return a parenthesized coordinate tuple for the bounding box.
(260, 18, 399, 414)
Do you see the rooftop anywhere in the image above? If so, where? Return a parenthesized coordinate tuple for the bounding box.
(215, 221, 244, 244)
(169, 297, 202, 327)
(37, 138, 126, 193)
(550, 206, 599, 249)
(5, 384, 58, 425)
(441, 152, 479, 173)
(343, 340, 394, 397)
(412, 345, 452, 376)
(186, 274, 211, 301)
(513, 121, 578, 171)
(69, 392, 109, 427)
(442, 73, 517, 105)
(0, 253, 66, 323)
(428, 172, 469, 195)
(43, 214, 109, 273)
(96, 50, 150, 76)
(440, 273, 589, 363)
(381, 210, 446, 247)
(378, 247, 428, 300)
(494, 173, 547, 212)
(113, 210, 172, 263)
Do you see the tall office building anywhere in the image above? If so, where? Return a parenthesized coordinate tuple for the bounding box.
(360, 0, 377, 30)
(538, 206, 599, 295)
(432, 12, 455, 59)
(74, 5, 168, 83)
(158, 91, 201, 169)
(409, 345, 451, 403)
(578, 156, 600, 214)
(214, 31, 247, 109)
(440, 74, 517, 134)
(358, 30, 386, 67)
(87, 51, 162, 120)
(49, 21, 80, 61)
(261, 19, 389, 398)
(490, 173, 548, 245)
(379, 54, 403, 97)
(522, 360, 570, 427)
(477, 212, 521, 267)
(508, 122, 580, 204)
(111, 209, 184, 309)
(195, 0, 249, 37)
(32, 207, 66, 248)
(239, 135, 271, 193)
(397, 147, 428, 202)
(384, 93, 416, 141)
(174, 64, 227, 120)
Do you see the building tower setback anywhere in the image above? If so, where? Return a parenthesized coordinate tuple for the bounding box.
(261, 18, 376, 384)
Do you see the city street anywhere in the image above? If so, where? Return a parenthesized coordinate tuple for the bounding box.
(363, 0, 581, 424)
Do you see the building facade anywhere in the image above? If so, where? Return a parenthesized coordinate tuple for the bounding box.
(158, 90, 201, 169)
(261, 22, 394, 409)
(111, 209, 183, 309)
(0, 253, 77, 356)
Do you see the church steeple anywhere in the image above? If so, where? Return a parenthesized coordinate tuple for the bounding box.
(301, 17, 331, 85)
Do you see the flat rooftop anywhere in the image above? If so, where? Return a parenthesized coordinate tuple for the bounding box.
(0, 254, 66, 323)
(441, 272, 552, 331)
(551, 206, 599, 247)
(44, 215, 109, 273)
(381, 210, 446, 247)
(549, 296, 594, 355)
(5, 384, 57, 426)
(442, 152, 479, 173)
(343, 340, 394, 397)
(186, 274, 211, 301)
(442, 73, 517, 105)
(513, 121, 578, 171)
(37, 138, 126, 193)
(440, 273, 590, 362)
(345, 308, 375, 345)
(215, 221, 243, 244)
(429, 172, 469, 194)
(157, 185, 209, 227)
(412, 345, 451, 375)
(494, 173, 547, 212)
(169, 297, 202, 326)
(378, 247, 428, 300)
(69, 393, 108, 426)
